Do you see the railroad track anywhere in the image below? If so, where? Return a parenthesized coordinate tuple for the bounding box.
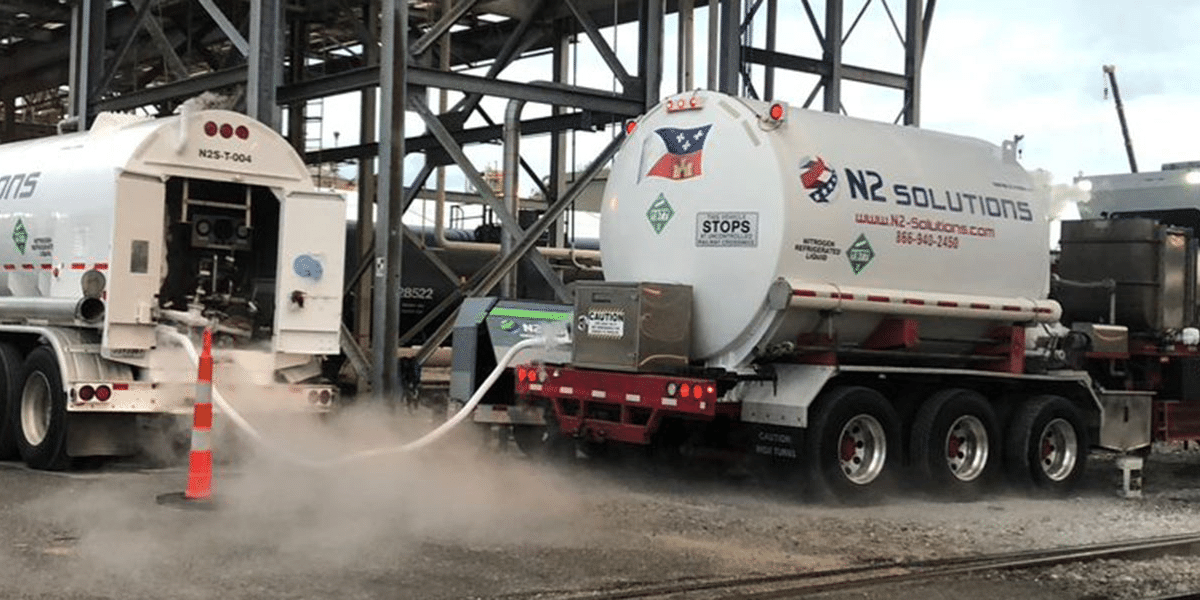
(533, 532, 1200, 599)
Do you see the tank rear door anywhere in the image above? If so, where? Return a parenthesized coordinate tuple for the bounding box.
(273, 190, 344, 355)
(104, 173, 165, 357)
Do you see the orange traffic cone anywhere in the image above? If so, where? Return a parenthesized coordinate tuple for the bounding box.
(157, 328, 217, 510)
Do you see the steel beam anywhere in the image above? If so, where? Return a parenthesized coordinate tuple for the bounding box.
(93, 67, 248, 112)
(276, 65, 643, 115)
(639, 0, 664, 106)
(742, 47, 910, 90)
(248, 0, 283, 128)
(409, 98, 570, 303)
(718, 0, 741, 94)
(94, 0, 158, 98)
(197, 0, 249, 57)
(903, 0, 923, 125)
(372, 0, 407, 398)
(408, 132, 625, 365)
(823, 0, 843, 113)
(564, 0, 636, 91)
(410, 0, 479, 56)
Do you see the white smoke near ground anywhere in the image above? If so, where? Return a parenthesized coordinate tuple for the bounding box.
(7, 365, 589, 598)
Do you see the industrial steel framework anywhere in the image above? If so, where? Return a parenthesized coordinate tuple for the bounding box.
(0, 0, 934, 399)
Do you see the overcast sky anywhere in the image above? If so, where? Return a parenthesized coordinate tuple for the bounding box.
(320, 1, 1200, 227)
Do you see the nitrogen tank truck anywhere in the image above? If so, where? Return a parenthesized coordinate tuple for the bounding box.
(0, 108, 344, 470)
(495, 90, 1157, 501)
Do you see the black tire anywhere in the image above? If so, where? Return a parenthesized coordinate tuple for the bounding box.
(910, 388, 1000, 499)
(1005, 395, 1089, 495)
(12, 347, 69, 471)
(805, 386, 900, 503)
(0, 343, 25, 460)
(512, 403, 572, 461)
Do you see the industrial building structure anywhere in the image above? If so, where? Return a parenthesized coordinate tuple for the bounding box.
(0, 0, 935, 398)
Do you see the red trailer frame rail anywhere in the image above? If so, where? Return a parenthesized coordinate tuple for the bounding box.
(514, 364, 735, 445)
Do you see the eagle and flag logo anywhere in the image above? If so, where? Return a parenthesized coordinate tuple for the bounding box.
(639, 124, 713, 182)
(800, 156, 838, 203)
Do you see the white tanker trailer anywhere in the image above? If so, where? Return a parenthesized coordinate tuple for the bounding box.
(499, 90, 1161, 501)
(0, 109, 344, 470)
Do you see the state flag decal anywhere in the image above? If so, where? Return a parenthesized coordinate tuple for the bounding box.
(642, 125, 713, 182)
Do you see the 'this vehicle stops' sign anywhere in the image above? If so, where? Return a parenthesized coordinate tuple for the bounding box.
(695, 212, 758, 247)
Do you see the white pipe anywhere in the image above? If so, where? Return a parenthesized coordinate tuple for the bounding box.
(158, 327, 556, 467)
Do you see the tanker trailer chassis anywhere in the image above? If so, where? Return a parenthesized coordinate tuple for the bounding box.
(506, 281, 1151, 501)
(0, 110, 345, 470)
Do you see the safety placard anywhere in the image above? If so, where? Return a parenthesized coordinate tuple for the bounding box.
(584, 309, 625, 339)
(696, 211, 758, 247)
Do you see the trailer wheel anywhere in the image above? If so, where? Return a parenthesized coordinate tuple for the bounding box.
(910, 389, 999, 499)
(1005, 395, 1088, 494)
(806, 386, 900, 502)
(512, 404, 571, 461)
(0, 343, 24, 460)
(13, 347, 69, 470)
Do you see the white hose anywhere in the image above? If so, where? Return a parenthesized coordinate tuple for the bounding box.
(157, 327, 555, 468)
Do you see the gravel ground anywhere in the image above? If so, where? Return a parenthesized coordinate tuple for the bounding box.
(5, 409, 1200, 600)
(495, 439, 1200, 599)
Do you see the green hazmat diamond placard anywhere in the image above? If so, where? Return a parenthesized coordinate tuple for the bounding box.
(847, 233, 875, 274)
(12, 219, 27, 255)
(646, 193, 675, 234)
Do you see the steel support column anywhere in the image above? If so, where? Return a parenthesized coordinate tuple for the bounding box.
(902, 0, 923, 126)
(718, 0, 741, 95)
(372, 0, 407, 399)
(823, 0, 844, 113)
(355, 0, 380, 357)
(639, 0, 664, 107)
(248, 0, 283, 129)
(70, 0, 105, 128)
(677, 0, 694, 93)
(764, 0, 777, 100)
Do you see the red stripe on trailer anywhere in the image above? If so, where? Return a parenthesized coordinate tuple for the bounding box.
(902, 298, 925, 305)
(71, 263, 86, 270)
(2, 265, 13, 271)
(969, 303, 990, 310)
(1001, 305, 1022, 312)
(113, 383, 129, 391)
(40, 264, 51, 270)
(793, 289, 818, 297)
(21, 264, 33, 270)
(833, 293, 854, 300)
(94, 263, 108, 270)
(1035, 307, 1054, 314)
(867, 295, 890, 302)
(937, 301, 957, 307)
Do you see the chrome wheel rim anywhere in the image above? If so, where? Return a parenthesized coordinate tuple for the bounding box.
(1039, 418, 1078, 482)
(20, 371, 51, 447)
(945, 415, 989, 481)
(838, 414, 887, 485)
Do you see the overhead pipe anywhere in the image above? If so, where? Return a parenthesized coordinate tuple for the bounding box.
(428, 81, 602, 269)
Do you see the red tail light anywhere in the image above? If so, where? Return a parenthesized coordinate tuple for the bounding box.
(78, 385, 95, 401)
(693, 384, 703, 399)
(680, 383, 691, 398)
(95, 386, 112, 401)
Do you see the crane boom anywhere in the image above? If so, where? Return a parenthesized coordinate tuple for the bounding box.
(1103, 64, 1139, 173)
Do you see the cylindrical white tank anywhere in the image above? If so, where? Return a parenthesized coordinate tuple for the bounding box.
(601, 91, 1058, 369)
(0, 109, 344, 359)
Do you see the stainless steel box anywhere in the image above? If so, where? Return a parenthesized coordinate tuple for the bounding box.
(1057, 218, 1196, 331)
(572, 282, 692, 372)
